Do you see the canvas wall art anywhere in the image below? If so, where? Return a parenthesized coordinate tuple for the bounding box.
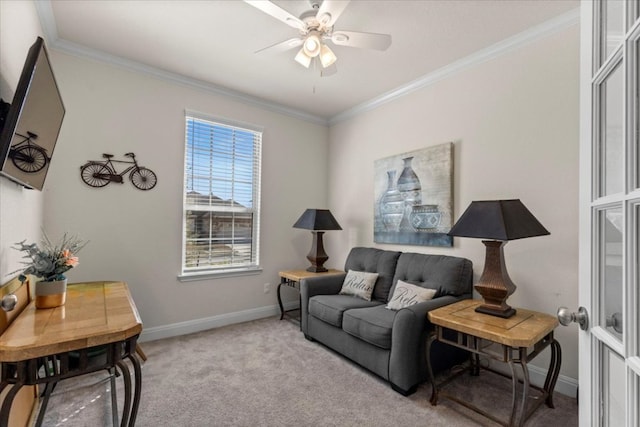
(374, 142, 453, 247)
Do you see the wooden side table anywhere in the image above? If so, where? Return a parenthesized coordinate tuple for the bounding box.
(0, 281, 143, 427)
(278, 269, 343, 323)
(426, 299, 561, 427)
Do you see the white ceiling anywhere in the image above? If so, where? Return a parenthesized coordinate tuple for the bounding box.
(39, 0, 579, 123)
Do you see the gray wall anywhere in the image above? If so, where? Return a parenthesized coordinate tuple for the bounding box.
(327, 25, 579, 382)
(42, 51, 329, 334)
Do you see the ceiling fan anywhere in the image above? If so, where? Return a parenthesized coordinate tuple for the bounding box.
(244, 0, 392, 75)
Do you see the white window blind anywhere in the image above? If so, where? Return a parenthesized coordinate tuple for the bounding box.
(181, 113, 262, 277)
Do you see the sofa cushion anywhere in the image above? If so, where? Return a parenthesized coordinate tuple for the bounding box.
(342, 305, 396, 349)
(339, 270, 379, 301)
(345, 247, 401, 302)
(309, 295, 382, 327)
(390, 252, 473, 299)
(386, 280, 437, 310)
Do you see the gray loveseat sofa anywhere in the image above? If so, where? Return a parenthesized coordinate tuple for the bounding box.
(300, 247, 473, 395)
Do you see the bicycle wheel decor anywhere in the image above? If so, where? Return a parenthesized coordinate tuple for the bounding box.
(80, 162, 113, 188)
(9, 146, 48, 173)
(130, 167, 157, 191)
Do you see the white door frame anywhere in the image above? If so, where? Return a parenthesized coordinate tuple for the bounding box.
(579, 1, 640, 425)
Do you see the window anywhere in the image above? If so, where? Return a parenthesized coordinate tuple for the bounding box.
(181, 112, 262, 279)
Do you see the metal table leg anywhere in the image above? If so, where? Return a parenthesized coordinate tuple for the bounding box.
(35, 381, 57, 427)
(518, 352, 531, 427)
(543, 339, 562, 408)
(109, 367, 119, 427)
(0, 380, 22, 427)
(117, 360, 133, 427)
(425, 331, 438, 405)
(127, 354, 143, 427)
(277, 279, 286, 320)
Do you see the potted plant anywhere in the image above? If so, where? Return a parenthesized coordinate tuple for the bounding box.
(13, 232, 86, 309)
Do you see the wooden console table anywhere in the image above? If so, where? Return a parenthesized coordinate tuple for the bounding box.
(0, 281, 143, 426)
(427, 299, 561, 427)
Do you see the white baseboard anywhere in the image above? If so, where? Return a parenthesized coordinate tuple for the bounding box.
(139, 303, 578, 399)
(528, 363, 578, 399)
(487, 360, 578, 398)
(138, 304, 278, 343)
(138, 302, 298, 343)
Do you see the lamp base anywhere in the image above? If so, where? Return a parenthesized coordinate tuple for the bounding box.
(474, 304, 516, 318)
(306, 266, 328, 273)
(474, 240, 517, 319)
(305, 231, 329, 273)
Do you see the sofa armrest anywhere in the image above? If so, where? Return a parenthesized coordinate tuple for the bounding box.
(388, 295, 463, 392)
(300, 274, 345, 298)
(299, 273, 346, 334)
(399, 295, 461, 324)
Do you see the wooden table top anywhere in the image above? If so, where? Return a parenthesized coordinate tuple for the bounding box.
(0, 281, 142, 362)
(279, 269, 344, 281)
(428, 299, 558, 348)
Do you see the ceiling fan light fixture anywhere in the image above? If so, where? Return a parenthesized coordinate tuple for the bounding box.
(319, 44, 337, 68)
(303, 33, 322, 57)
(294, 47, 312, 68)
(318, 12, 331, 26)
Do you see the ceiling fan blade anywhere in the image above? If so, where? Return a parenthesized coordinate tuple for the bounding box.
(255, 37, 303, 54)
(331, 30, 392, 51)
(316, 0, 350, 28)
(244, 0, 305, 30)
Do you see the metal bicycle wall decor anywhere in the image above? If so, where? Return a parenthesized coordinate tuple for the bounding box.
(80, 152, 157, 190)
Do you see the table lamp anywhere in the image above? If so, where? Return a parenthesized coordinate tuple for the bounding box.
(293, 209, 342, 272)
(447, 199, 549, 318)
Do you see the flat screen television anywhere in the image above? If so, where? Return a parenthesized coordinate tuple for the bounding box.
(0, 36, 65, 190)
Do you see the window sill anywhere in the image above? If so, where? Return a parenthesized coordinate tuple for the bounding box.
(177, 267, 263, 282)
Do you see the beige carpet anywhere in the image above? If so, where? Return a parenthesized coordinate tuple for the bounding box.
(41, 317, 578, 426)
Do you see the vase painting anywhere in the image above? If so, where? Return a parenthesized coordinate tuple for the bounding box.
(397, 156, 422, 231)
(374, 143, 453, 247)
(379, 170, 404, 231)
(410, 204, 441, 230)
(35, 278, 67, 309)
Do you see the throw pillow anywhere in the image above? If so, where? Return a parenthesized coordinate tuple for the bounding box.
(339, 270, 379, 301)
(386, 280, 437, 310)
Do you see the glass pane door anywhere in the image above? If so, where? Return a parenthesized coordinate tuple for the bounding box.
(583, 1, 640, 425)
(600, 0, 624, 65)
(597, 62, 624, 196)
(598, 206, 623, 340)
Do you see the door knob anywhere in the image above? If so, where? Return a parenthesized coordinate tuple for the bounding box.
(1, 294, 18, 312)
(606, 312, 623, 334)
(557, 306, 589, 331)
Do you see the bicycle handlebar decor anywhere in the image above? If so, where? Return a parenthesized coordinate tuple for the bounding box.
(80, 152, 157, 190)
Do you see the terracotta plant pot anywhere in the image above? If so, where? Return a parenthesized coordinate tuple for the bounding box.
(35, 278, 67, 309)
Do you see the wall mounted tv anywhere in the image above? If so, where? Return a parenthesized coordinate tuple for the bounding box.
(0, 36, 65, 190)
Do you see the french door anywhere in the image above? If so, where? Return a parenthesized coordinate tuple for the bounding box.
(578, 0, 640, 425)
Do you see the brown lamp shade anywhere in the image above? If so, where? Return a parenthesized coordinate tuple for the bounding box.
(448, 199, 549, 318)
(293, 209, 342, 231)
(447, 199, 549, 241)
(293, 209, 342, 272)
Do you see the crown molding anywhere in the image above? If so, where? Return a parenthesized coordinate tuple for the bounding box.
(33, 0, 57, 44)
(35, 1, 578, 129)
(328, 7, 580, 126)
(53, 38, 329, 126)
(33, 2, 328, 127)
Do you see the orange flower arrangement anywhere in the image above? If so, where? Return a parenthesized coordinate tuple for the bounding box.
(13, 232, 86, 282)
